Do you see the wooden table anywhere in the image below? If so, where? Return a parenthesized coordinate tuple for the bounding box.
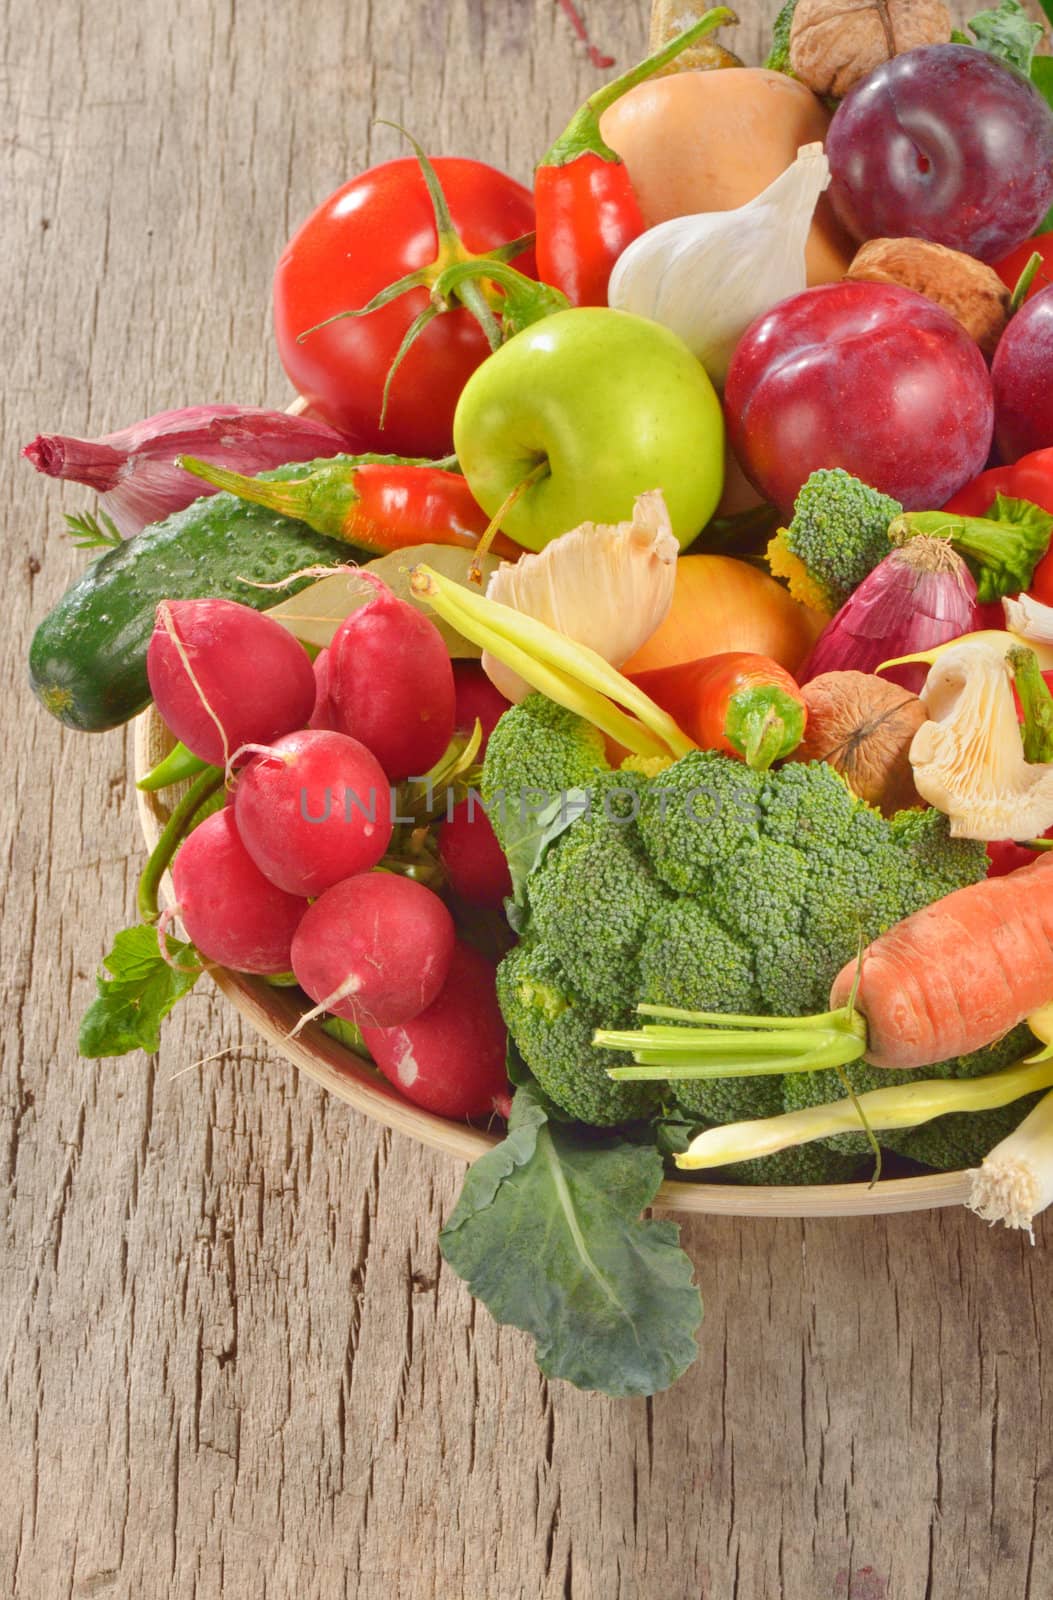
(5, 1, 1052, 1594)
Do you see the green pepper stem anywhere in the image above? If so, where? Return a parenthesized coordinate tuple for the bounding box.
(889, 501, 1053, 604)
(137, 765, 225, 924)
(541, 7, 737, 167)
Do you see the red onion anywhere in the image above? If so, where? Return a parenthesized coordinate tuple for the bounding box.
(22, 405, 358, 537)
(799, 537, 983, 694)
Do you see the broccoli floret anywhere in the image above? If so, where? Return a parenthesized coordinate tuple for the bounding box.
(638, 897, 758, 1014)
(720, 1142, 862, 1187)
(528, 776, 666, 1011)
(637, 750, 763, 891)
(766, 468, 902, 613)
(496, 937, 660, 1127)
(888, 807, 990, 900)
(481, 694, 608, 851)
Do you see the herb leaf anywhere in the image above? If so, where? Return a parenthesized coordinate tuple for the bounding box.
(966, 0, 1044, 74)
(440, 1081, 702, 1397)
(79, 925, 202, 1058)
(65, 508, 123, 549)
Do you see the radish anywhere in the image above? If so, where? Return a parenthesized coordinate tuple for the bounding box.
(360, 941, 510, 1119)
(170, 808, 307, 972)
(308, 647, 339, 731)
(438, 800, 512, 907)
(233, 729, 393, 896)
(146, 597, 316, 767)
(452, 661, 510, 754)
(328, 577, 455, 780)
(291, 873, 455, 1028)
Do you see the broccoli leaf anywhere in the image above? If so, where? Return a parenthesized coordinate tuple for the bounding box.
(440, 1081, 702, 1396)
(79, 925, 201, 1058)
(966, 0, 1044, 73)
(501, 788, 589, 931)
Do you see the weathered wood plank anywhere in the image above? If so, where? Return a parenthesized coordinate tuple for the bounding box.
(2, 0, 1050, 1596)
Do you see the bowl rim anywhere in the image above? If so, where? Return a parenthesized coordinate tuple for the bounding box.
(133, 711, 974, 1218)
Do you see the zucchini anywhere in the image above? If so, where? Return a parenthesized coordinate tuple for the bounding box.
(30, 460, 358, 732)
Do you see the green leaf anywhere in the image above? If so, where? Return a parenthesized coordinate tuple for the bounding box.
(502, 788, 589, 931)
(79, 925, 201, 1058)
(1038, 0, 1053, 32)
(64, 508, 122, 550)
(966, 0, 1044, 74)
(440, 1081, 702, 1396)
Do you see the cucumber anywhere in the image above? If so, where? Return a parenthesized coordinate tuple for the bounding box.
(30, 460, 358, 732)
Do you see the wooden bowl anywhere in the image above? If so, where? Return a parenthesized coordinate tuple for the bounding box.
(134, 710, 972, 1217)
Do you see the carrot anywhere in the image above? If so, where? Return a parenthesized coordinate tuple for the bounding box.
(829, 854, 1053, 1069)
(627, 651, 807, 770)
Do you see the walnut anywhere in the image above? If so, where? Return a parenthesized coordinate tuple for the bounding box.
(648, 0, 742, 72)
(845, 237, 1011, 356)
(789, 671, 927, 814)
(789, 0, 952, 99)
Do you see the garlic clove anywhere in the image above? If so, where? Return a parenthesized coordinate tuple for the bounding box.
(481, 490, 679, 703)
(608, 142, 831, 387)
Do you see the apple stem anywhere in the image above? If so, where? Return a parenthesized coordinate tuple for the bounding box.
(468, 459, 550, 585)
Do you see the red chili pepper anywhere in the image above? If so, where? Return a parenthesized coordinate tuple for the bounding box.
(628, 652, 807, 771)
(944, 447, 1053, 604)
(177, 454, 522, 561)
(534, 8, 734, 307)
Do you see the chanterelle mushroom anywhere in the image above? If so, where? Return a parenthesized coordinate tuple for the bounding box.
(911, 635, 1053, 840)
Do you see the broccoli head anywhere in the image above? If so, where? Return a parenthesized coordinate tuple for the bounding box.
(489, 715, 992, 1153)
(636, 750, 763, 892)
(766, 468, 902, 613)
(481, 693, 608, 851)
(496, 936, 660, 1127)
(527, 774, 667, 1012)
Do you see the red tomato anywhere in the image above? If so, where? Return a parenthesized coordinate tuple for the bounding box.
(994, 236, 1053, 305)
(274, 158, 536, 460)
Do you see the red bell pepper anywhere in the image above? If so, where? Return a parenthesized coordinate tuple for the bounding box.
(628, 652, 807, 771)
(944, 448, 1053, 604)
(177, 454, 522, 561)
(534, 7, 735, 308)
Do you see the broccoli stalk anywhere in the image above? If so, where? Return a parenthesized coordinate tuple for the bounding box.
(670, 1055, 1053, 1171)
(889, 495, 1053, 604)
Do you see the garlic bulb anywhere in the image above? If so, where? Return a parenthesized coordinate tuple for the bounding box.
(482, 490, 679, 703)
(607, 142, 831, 387)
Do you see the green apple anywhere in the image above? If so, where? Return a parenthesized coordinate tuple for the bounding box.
(452, 307, 724, 552)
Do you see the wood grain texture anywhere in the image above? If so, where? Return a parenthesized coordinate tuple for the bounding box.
(2, 1, 1050, 1597)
